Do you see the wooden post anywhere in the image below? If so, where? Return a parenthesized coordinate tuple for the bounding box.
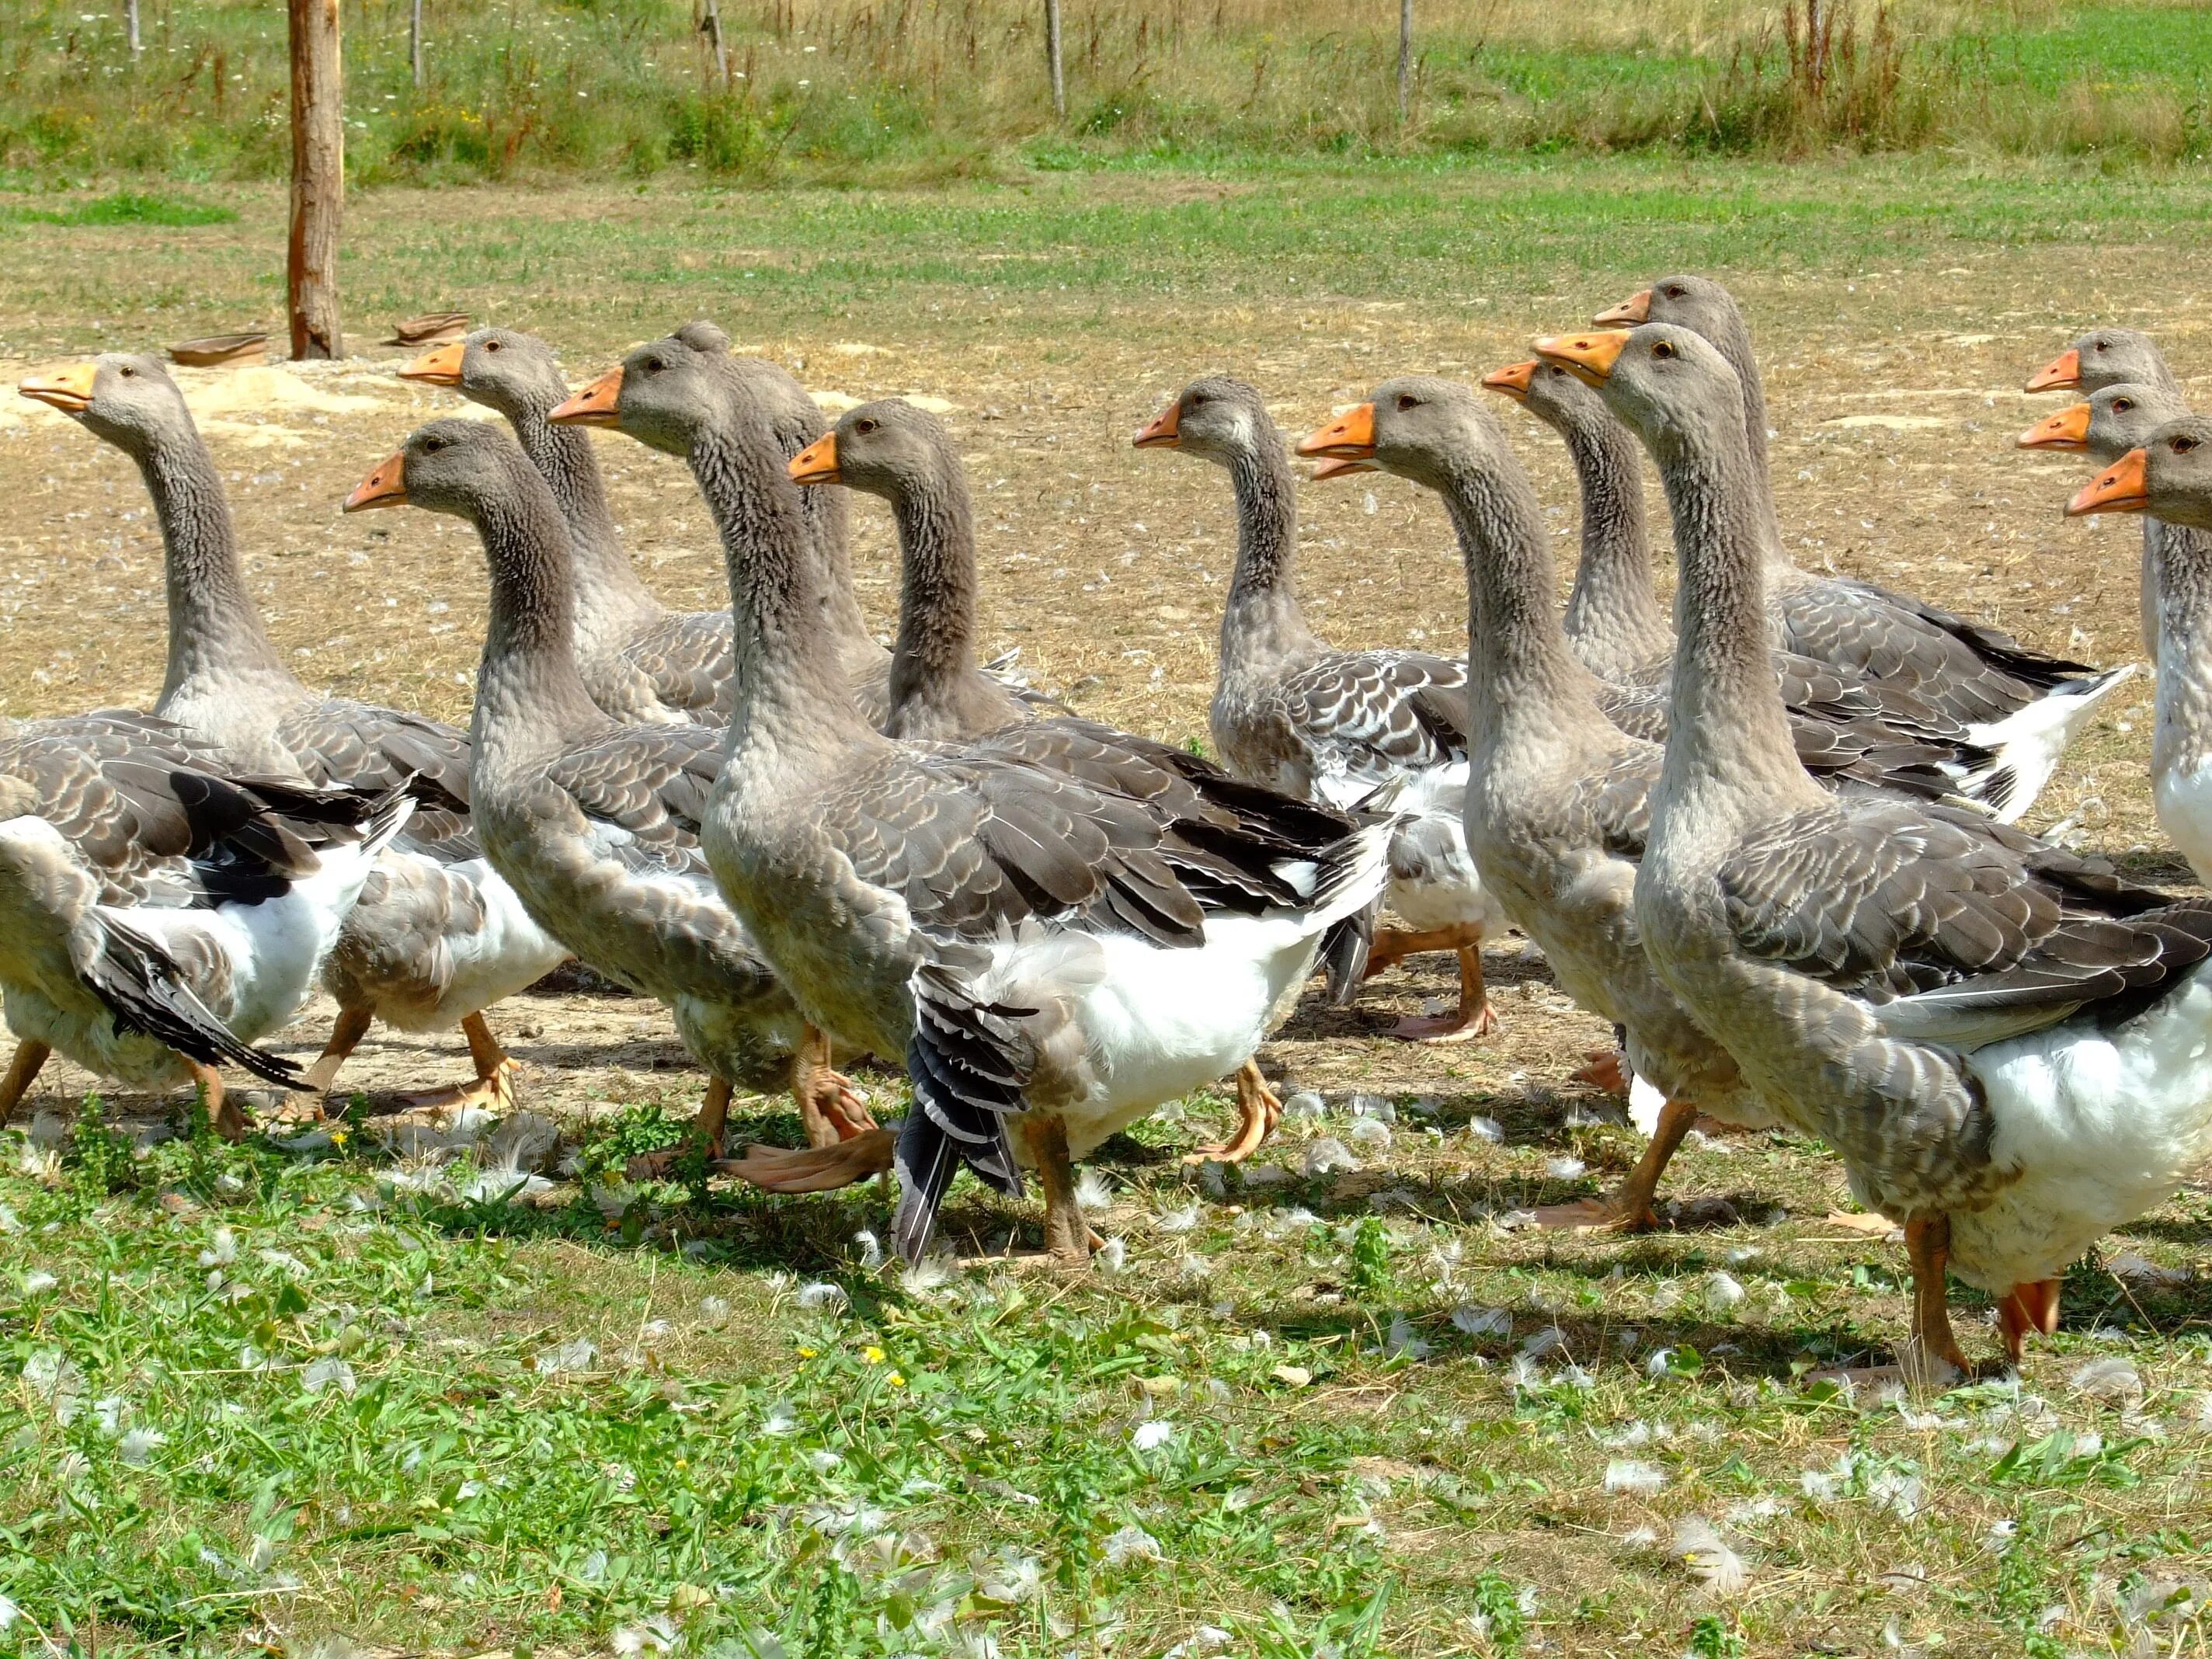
(287, 0, 343, 360)
(1045, 0, 1065, 120)
(126, 0, 141, 58)
(697, 0, 729, 89)
(409, 0, 424, 88)
(1396, 0, 1412, 121)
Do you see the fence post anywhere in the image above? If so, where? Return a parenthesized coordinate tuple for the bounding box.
(1396, 0, 1412, 121)
(410, 0, 424, 88)
(287, 0, 343, 360)
(1045, 0, 1065, 120)
(696, 0, 730, 89)
(126, 0, 141, 58)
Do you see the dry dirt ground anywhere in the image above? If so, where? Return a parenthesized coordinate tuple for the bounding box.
(0, 184, 2195, 1143)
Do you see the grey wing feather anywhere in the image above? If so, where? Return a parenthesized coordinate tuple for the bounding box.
(546, 723, 724, 881)
(275, 698, 478, 857)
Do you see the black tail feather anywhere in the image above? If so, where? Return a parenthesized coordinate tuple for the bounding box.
(83, 913, 304, 1090)
(892, 961, 1035, 1261)
(1320, 900, 1376, 1006)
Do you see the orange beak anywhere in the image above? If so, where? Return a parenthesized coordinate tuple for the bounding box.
(1296, 402, 1376, 461)
(2066, 447, 2148, 516)
(1594, 288, 1651, 328)
(549, 367, 622, 426)
(788, 433, 840, 485)
(2024, 347, 2082, 394)
(19, 362, 99, 416)
(1309, 457, 1377, 481)
(343, 450, 409, 513)
(1132, 398, 1181, 449)
(399, 341, 466, 386)
(1480, 360, 1538, 402)
(1534, 330, 1630, 387)
(2016, 402, 2092, 451)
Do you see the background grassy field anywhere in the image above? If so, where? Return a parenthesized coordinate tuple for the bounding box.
(3, 0, 2211, 186)
(7, 146, 2212, 1654)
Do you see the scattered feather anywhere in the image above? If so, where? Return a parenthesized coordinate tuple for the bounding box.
(1604, 1459, 1668, 1494)
(762, 1402, 798, 1435)
(2071, 1357, 2144, 1407)
(2110, 1252, 2190, 1289)
(1705, 1272, 1747, 1313)
(1348, 1094, 1396, 1124)
(1346, 1116, 1392, 1149)
(1303, 1139, 1358, 1176)
(1281, 1090, 1327, 1121)
(534, 1337, 596, 1376)
(1103, 1522, 1163, 1565)
(1386, 1314, 1432, 1362)
(117, 1427, 165, 1466)
(1453, 1305, 1510, 1337)
(1546, 1156, 1587, 1181)
(1155, 1203, 1200, 1233)
(1674, 1516, 1752, 1596)
(301, 1357, 356, 1397)
(1095, 1237, 1128, 1275)
(795, 1282, 847, 1310)
(1466, 1116, 1506, 1144)
(899, 1255, 957, 1296)
(1131, 1420, 1174, 1452)
(976, 1547, 1044, 1604)
(1074, 1169, 1115, 1211)
(22, 1270, 55, 1295)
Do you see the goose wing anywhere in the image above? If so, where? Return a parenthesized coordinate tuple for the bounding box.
(274, 698, 477, 856)
(546, 722, 722, 882)
(1275, 650, 1468, 803)
(621, 609, 735, 722)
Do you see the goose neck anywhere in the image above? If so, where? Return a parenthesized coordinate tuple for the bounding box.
(884, 467, 990, 733)
(468, 468, 612, 757)
(1651, 426, 1825, 811)
(688, 425, 878, 760)
(1705, 320, 1791, 565)
(2154, 520, 2212, 781)
(134, 428, 291, 701)
(1557, 411, 1669, 678)
(1218, 440, 1320, 676)
(1432, 450, 1602, 756)
(802, 475, 878, 670)
(506, 405, 661, 634)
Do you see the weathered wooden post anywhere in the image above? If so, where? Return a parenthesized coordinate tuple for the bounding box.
(287, 0, 343, 360)
(410, 0, 425, 89)
(1045, 0, 1065, 120)
(1396, 0, 1412, 121)
(126, 0, 141, 60)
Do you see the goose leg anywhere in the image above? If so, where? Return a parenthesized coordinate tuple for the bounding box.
(719, 1128, 898, 1192)
(297, 1005, 374, 1111)
(1024, 1115, 1090, 1269)
(398, 1012, 522, 1114)
(1532, 1095, 1696, 1231)
(1903, 1215, 1970, 1386)
(0, 1040, 50, 1131)
(189, 1060, 249, 1142)
(1998, 1278, 2064, 1364)
(1572, 1048, 1629, 1096)
(1184, 1060, 1282, 1163)
(792, 1024, 876, 1149)
(624, 1076, 735, 1181)
(1386, 940, 1497, 1044)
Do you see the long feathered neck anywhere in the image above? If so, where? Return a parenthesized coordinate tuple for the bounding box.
(1218, 430, 1322, 677)
(687, 421, 877, 758)
(800, 472, 877, 670)
(2155, 521, 2212, 783)
(500, 388, 660, 629)
(1699, 311, 1789, 565)
(1554, 403, 1668, 679)
(1431, 443, 1606, 758)
(882, 448, 1021, 740)
(1650, 415, 1824, 812)
(130, 419, 293, 699)
(466, 457, 612, 753)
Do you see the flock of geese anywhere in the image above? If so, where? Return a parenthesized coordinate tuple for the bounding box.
(12, 276, 2212, 1381)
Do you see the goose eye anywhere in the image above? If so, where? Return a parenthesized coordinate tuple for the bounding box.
(1395, 394, 1417, 412)
(425, 438, 445, 452)
(1651, 340, 1675, 360)
(2094, 341, 2109, 353)
(1665, 285, 1685, 297)
(643, 356, 663, 374)
(854, 419, 877, 435)
(485, 339, 501, 352)
(119, 365, 135, 377)
(2175, 435, 2201, 454)
(2115, 398, 2134, 412)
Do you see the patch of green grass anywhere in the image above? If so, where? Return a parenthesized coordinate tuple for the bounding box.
(5, 1081, 2212, 1654)
(0, 190, 237, 227)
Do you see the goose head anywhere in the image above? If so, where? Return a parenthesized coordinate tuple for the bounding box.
(2071, 417, 2212, 530)
(2019, 381, 2189, 465)
(401, 326, 575, 419)
(551, 325, 735, 457)
(1595, 275, 1746, 351)
(1482, 355, 1612, 442)
(794, 397, 956, 502)
(1132, 376, 1277, 469)
(344, 416, 537, 525)
(19, 352, 195, 457)
(1299, 375, 1502, 493)
(1536, 322, 1747, 460)
(2026, 327, 2169, 395)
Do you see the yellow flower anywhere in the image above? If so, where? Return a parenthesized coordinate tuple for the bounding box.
(887, 1371, 906, 1388)
(797, 1348, 817, 1359)
(863, 1345, 885, 1365)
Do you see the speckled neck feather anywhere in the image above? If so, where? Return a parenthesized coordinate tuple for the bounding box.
(1218, 429, 1323, 679)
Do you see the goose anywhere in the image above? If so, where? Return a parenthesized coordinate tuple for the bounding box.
(1591, 277, 2134, 737)
(1486, 353, 2100, 824)
(558, 333, 1393, 1264)
(1132, 376, 1500, 1043)
(0, 767, 412, 1139)
(2065, 409, 2212, 883)
(788, 395, 1379, 1159)
(2019, 383, 2207, 878)
(399, 322, 885, 725)
(343, 418, 873, 1157)
(1542, 321, 2212, 1375)
(1296, 374, 1779, 1228)
(21, 356, 570, 1111)
(2022, 328, 2185, 659)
